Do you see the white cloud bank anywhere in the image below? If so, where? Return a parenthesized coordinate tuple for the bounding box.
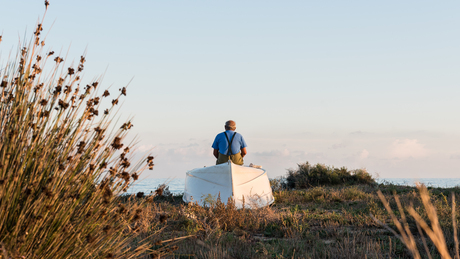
(360, 149, 369, 159)
(253, 148, 290, 157)
(390, 139, 428, 159)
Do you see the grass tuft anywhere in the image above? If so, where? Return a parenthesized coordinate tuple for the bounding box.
(374, 184, 460, 259)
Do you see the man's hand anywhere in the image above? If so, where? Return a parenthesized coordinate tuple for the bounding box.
(241, 147, 247, 157)
(213, 149, 219, 159)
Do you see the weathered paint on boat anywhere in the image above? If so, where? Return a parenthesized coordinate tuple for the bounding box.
(183, 161, 274, 208)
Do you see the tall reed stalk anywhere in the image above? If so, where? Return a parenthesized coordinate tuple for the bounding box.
(373, 184, 458, 259)
(0, 2, 157, 258)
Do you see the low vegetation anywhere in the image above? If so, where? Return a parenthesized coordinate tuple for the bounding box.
(124, 169, 460, 258)
(285, 161, 375, 189)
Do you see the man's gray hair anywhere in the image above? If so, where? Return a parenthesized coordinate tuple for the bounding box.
(225, 120, 236, 130)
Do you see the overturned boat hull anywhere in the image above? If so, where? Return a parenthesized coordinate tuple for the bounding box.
(183, 161, 274, 208)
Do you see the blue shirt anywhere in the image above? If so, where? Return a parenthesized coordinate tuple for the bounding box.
(212, 130, 247, 155)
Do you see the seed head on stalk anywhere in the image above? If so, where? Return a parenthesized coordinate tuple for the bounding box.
(0, 2, 161, 258)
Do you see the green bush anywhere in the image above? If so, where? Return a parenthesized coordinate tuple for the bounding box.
(0, 4, 158, 258)
(285, 162, 376, 189)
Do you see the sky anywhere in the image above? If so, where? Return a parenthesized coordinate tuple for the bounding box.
(1, 1, 460, 179)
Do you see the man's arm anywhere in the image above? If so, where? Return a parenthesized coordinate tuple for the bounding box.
(240, 147, 247, 157)
(213, 148, 219, 159)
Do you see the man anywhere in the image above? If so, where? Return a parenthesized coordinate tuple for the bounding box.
(212, 120, 247, 165)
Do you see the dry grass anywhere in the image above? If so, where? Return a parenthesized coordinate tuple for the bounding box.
(374, 184, 460, 259)
(0, 2, 165, 258)
(126, 182, 460, 258)
(129, 185, 395, 258)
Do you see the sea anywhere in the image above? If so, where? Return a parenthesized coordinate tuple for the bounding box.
(125, 178, 460, 195)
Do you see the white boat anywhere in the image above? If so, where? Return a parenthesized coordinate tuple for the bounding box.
(183, 161, 274, 209)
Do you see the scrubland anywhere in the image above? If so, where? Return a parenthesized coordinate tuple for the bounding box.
(128, 164, 460, 259)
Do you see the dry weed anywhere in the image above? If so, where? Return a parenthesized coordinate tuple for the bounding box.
(374, 183, 460, 259)
(0, 3, 166, 258)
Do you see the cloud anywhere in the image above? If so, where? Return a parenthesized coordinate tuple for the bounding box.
(292, 150, 308, 157)
(253, 149, 290, 157)
(390, 139, 428, 159)
(152, 141, 212, 161)
(137, 144, 154, 152)
(360, 149, 369, 159)
(348, 130, 374, 137)
(329, 142, 348, 150)
(450, 155, 460, 160)
(172, 146, 208, 156)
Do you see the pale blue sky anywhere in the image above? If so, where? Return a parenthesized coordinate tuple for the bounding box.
(1, 1, 460, 178)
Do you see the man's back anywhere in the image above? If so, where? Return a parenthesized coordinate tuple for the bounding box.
(212, 130, 246, 156)
(212, 120, 247, 165)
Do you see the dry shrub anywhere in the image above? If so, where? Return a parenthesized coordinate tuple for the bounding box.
(0, 3, 160, 258)
(179, 195, 279, 238)
(373, 184, 460, 259)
